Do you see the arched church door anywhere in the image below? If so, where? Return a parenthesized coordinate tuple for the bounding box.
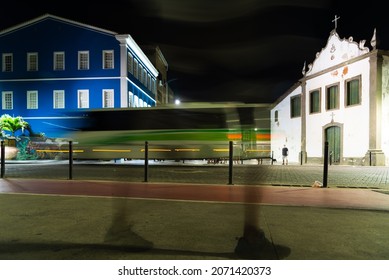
(325, 126, 341, 164)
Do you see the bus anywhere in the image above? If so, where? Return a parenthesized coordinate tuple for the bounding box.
(60, 102, 271, 162)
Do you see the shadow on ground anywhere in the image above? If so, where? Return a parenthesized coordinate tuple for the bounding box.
(0, 239, 290, 260)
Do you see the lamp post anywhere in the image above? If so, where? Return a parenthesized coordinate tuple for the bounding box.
(165, 78, 178, 104)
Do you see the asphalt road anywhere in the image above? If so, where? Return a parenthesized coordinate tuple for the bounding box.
(1, 177, 389, 260)
(1, 160, 389, 260)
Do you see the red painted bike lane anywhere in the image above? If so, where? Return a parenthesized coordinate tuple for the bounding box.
(1, 178, 389, 211)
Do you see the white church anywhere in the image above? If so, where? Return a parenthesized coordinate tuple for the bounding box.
(271, 17, 389, 166)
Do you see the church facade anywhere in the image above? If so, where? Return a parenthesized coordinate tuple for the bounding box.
(271, 27, 389, 166)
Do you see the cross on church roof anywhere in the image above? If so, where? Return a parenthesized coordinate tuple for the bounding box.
(332, 15, 340, 30)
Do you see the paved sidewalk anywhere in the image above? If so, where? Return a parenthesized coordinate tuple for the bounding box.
(1, 178, 389, 260)
(4, 160, 389, 189)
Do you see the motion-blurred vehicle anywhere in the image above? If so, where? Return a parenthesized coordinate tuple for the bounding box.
(49, 103, 272, 162)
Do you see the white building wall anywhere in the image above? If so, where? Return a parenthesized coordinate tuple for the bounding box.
(381, 56, 389, 165)
(305, 58, 371, 162)
(341, 59, 370, 159)
(271, 86, 302, 164)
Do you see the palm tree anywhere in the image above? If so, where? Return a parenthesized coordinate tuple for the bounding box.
(0, 114, 29, 137)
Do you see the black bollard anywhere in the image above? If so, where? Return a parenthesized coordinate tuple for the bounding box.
(144, 141, 149, 182)
(300, 151, 303, 165)
(228, 141, 233, 185)
(1, 140, 4, 178)
(323, 141, 329, 188)
(69, 141, 73, 180)
(369, 151, 372, 166)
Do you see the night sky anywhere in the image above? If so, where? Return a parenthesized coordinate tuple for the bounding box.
(1, 0, 387, 104)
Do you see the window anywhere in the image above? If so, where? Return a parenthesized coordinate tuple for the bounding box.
(133, 59, 138, 79)
(78, 90, 89, 108)
(141, 67, 146, 84)
(103, 90, 114, 108)
(2, 53, 13, 72)
(309, 89, 321, 114)
(152, 79, 156, 94)
(326, 85, 339, 110)
(143, 70, 147, 86)
(54, 52, 65, 70)
(53, 90, 65, 109)
(143, 69, 147, 85)
(274, 110, 278, 123)
(134, 95, 139, 107)
(27, 91, 38, 109)
(103, 50, 114, 69)
(127, 52, 133, 74)
(346, 77, 361, 106)
(27, 53, 38, 71)
(290, 95, 301, 118)
(78, 51, 89, 70)
(139, 98, 145, 107)
(147, 74, 151, 90)
(2, 91, 13, 109)
(128, 92, 134, 107)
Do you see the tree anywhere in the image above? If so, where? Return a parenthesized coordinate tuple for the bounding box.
(0, 114, 29, 137)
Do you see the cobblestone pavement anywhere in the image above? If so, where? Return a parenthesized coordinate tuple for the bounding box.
(4, 160, 389, 190)
(245, 165, 389, 189)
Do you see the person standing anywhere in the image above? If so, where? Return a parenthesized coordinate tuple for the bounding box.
(282, 144, 288, 165)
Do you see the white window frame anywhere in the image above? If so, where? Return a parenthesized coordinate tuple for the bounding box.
(133, 59, 138, 79)
(128, 91, 134, 107)
(2, 91, 13, 110)
(134, 95, 139, 107)
(27, 52, 38, 71)
(139, 65, 144, 84)
(152, 79, 156, 94)
(127, 52, 134, 74)
(142, 67, 146, 85)
(102, 89, 114, 108)
(147, 74, 151, 90)
(77, 90, 89, 109)
(27, 90, 38, 109)
(78, 51, 89, 70)
(53, 90, 65, 109)
(2, 53, 13, 72)
(103, 50, 114, 69)
(54, 52, 65, 70)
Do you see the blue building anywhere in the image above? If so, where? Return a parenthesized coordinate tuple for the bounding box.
(0, 14, 158, 137)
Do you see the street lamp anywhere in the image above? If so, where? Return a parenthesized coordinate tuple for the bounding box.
(165, 78, 178, 104)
